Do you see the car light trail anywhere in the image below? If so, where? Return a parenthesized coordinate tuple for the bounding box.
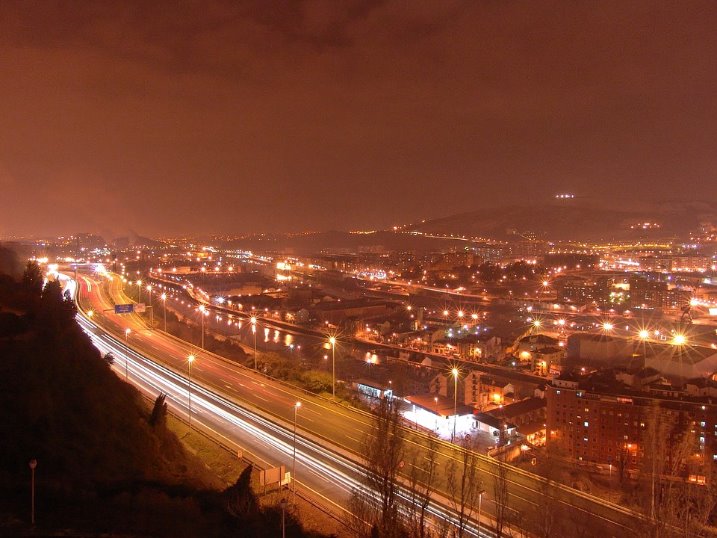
(77, 314, 496, 537)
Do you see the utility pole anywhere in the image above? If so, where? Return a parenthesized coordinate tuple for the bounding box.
(29, 459, 37, 526)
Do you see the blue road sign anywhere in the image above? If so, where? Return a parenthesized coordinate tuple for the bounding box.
(114, 304, 134, 314)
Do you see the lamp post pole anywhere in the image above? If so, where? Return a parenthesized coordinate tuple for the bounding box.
(477, 489, 486, 537)
(188, 354, 195, 431)
(161, 293, 167, 332)
(280, 498, 287, 538)
(147, 285, 153, 327)
(29, 459, 37, 526)
(293, 402, 301, 502)
(251, 316, 257, 369)
(124, 328, 131, 380)
(452, 368, 459, 442)
(199, 306, 206, 350)
(329, 337, 336, 400)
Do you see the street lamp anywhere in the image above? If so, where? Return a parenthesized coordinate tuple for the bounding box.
(477, 489, 486, 537)
(137, 279, 143, 303)
(161, 293, 167, 332)
(452, 367, 459, 442)
(187, 354, 195, 431)
(672, 333, 687, 346)
(198, 305, 206, 349)
(329, 336, 336, 399)
(146, 284, 153, 326)
(280, 498, 288, 538)
(29, 459, 37, 525)
(124, 328, 131, 379)
(250, 316, 258, 369)
(293, 401, 301, 501)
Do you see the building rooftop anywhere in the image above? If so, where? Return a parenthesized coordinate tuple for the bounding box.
(488, 397, 546, 419)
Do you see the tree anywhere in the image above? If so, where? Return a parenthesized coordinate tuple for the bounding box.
(225, 465, 260, 519)
(493, 454, 511, 537)
(22, 261, 43, 297)
(527, 451, 561, 538)
(405, 432, 440, 538)
(148, 393, 168, 428)
(353, 396, 406, 537)
(635, 401, 717, 538)
(446, 434, 483, 538)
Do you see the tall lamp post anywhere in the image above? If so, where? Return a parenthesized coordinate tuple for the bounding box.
(329, 336, 336, 399)
(293, 401, 301, 501)
(187, 354, 195, 431)
(477, 489, 486, 537)
(124, 328, 131, 380)
(29, 459, 37, 525)
(251, 316, 258, 369)
(198, 305, 206, 349)
(452, 367, 459, 442)
(146, 284, 153, 326)
(161, 293, 167, 332)
(280, 498, 287, 538)
(137, 279, 143, 303)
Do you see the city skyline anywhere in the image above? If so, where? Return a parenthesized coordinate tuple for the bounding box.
(1, 1, 716, 237)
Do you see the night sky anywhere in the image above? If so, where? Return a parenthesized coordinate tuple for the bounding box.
(1, 1, 716, 238)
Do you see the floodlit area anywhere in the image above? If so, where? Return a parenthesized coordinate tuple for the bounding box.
(402, 405, 477, 442)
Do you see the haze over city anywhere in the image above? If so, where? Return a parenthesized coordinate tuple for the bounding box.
(3, 3, 717, 538)
(2, 1, 716, 237)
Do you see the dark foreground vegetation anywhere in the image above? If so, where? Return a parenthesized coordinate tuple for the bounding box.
(0, 249, 325, 537)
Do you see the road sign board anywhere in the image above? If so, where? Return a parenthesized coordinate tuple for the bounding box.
(135, 303, 146, 313)
(114, 304, 134, 314)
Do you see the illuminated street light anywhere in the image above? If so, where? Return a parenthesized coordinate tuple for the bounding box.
(137, 279, 143, 303)
(672, 334, 687, 346)
(603, 322, 614, 332)
(293, 401, 301, 501)
(161, 293, 167, 332)
(452, 367, 459, 442)
(329, 336, 337, 400)
(477, 489, 486, 536)
(251, 316, 258, 369)
(187, 354, 195, 430)
(533, 320, 541, 328)
(87, 310, 94, 318)
(124, 328, 131, 380)
(638, 329, 650, 340)
(198, 305, 206, 349)
(146, 284, 153, 327)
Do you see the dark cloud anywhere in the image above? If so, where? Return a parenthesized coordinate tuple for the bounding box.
(1, 0, 716, 237)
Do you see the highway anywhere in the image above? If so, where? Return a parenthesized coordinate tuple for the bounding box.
(77, 314, 503, 537)
(77, 272, 502, 536)
(75, 270, 646, 537)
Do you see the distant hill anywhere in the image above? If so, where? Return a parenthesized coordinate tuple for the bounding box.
(403, 201, 717, 242)
(222, 229, 467, 254)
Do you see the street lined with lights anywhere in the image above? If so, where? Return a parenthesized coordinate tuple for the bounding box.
(73, 270, 645, 537)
